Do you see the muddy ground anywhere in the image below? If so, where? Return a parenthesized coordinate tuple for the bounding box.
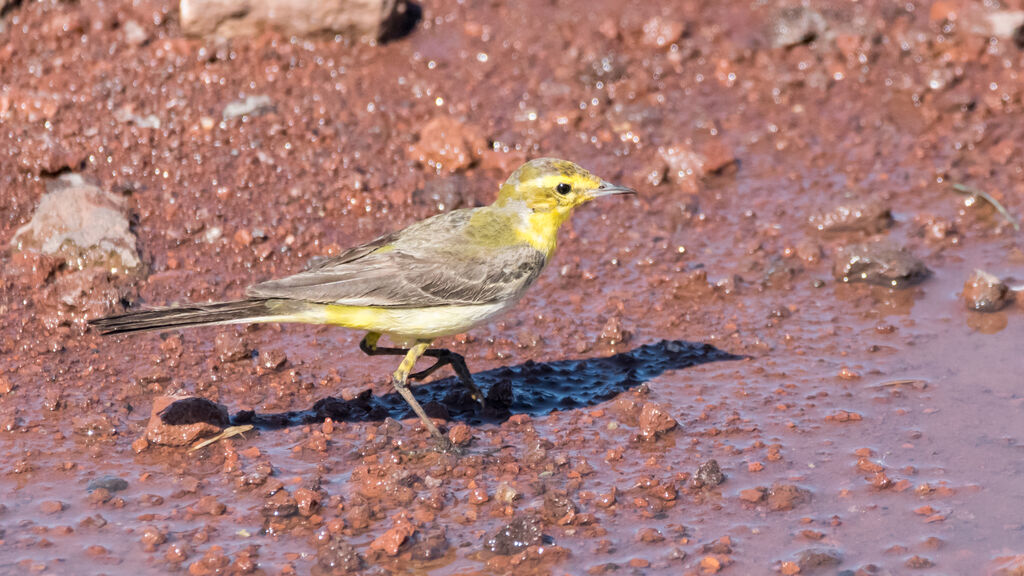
(2, 0, 1024, 574)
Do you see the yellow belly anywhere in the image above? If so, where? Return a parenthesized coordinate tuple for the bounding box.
(272, 300, 517, 342)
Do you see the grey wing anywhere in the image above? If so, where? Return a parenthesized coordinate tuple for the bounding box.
(246, 212, 547, 308)
(301, 232, 397, 271)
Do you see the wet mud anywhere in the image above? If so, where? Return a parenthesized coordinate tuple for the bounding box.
(2, 0, 1024, 574)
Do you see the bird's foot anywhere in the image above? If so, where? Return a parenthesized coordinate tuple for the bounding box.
(467, 387, 487, 411)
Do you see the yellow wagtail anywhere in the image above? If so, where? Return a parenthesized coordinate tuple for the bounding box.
(91, 158, 635, 448)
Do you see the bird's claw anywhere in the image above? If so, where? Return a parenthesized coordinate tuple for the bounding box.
(470, 391, 486, 411)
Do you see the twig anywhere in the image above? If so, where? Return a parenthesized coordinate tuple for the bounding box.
(952, 183, 1020, 231)
(189, 424, 254, 452)
(873, 378, 927, 389)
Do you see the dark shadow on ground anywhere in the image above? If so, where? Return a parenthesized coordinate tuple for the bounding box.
(231, 340, 743, 430)
(380, 0, 421, 43)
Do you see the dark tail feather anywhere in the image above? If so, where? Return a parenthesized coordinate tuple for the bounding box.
(89, 299, 274, 335)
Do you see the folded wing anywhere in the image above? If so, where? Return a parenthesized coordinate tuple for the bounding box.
(246, 209, 547, 308)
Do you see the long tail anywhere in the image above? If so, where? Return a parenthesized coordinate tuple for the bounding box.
(89, 299, 279, 335)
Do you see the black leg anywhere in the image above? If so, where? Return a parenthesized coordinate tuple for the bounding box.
(359, 334, 485, 407)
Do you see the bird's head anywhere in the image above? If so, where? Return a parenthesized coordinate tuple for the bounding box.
(493, 158, 635, 256)
(496, 158, 635, 213)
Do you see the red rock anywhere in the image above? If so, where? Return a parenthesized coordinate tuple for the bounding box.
(636, 527, 665, 543)
(700, 555, 722, 573)
(233, 228, 252, 246)
(990, 554, 1024, 575)
(599, 315, 630, 345)
(188, 545, 231, 576)
(542, 492, 578, 525)
(628, 557, 651, 568)
(739, 488, 766, 503)
(263, 490, 299, 518)
(595, 488, 617, 508)
(857, 457, 883, 473)
(507, 414, 533, 427)
(468, 486, 489, 505)
(145, 396, 229, 447)
(905, 555, 934, 569)
(166, 543, 191, 563)
(870, 472, 893, 490)
(85, 545, 108, 557)
(825, 410, 863, 423)
(837, 367, 861, 380)
(638, 402, 678, 440)
(700, 139, 737, 174)
(641, 16, 685, 48)
(611, 396, 643, 426)
(7, 252, 60, 288)
(963, 269, 1011, 312)
(408, 116, 486, 174)
(652, 482, 678, 501)
(369, 514, 416, 556)
(448, 423, 473, 446)
(767, 484, 810, 511)
(295, 487, 322, 517)
(809, 201, 892, 234)
(40, 500, 64, 514)
(88, 488, 112, 505)
(213, 332, 250, 362)
(193, 495, 226, 516)
(140, 525, 167, 551)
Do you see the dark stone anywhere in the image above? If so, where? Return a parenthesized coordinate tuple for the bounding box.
(485, 517, 544, 555)
(691, 459, 725, 489)
(87, 476, 129, 493)
(315, 536, 363, 574)
(833, 242, 930, 288)
(797, 548, 843, 573)
(159, 397, 230, 427)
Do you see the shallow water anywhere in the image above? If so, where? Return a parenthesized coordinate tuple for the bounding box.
(1, 0, 1023, 573)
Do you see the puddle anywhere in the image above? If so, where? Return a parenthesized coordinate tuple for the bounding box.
(1, 0, 1023, 573)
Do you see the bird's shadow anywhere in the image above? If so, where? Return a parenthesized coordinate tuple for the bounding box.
(230, 340, 743, 430)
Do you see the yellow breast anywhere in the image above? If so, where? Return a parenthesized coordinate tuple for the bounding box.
(515, 208, 571, 258)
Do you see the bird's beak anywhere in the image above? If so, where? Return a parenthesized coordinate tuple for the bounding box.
(587, 180, 637, 199)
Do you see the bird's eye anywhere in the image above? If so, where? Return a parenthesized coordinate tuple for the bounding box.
(556, 183, 571, 195)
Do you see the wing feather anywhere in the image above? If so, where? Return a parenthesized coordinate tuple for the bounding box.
(246, 209, 547, 308)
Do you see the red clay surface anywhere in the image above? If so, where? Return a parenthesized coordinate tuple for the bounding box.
(2, 0, 1024, 574)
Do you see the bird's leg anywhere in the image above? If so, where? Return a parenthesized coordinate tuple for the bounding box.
(415, 349, 485, 408)
(390, 341, 454, 451)
(359, 334, 484, 407)
(360, 333, 422, 358)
